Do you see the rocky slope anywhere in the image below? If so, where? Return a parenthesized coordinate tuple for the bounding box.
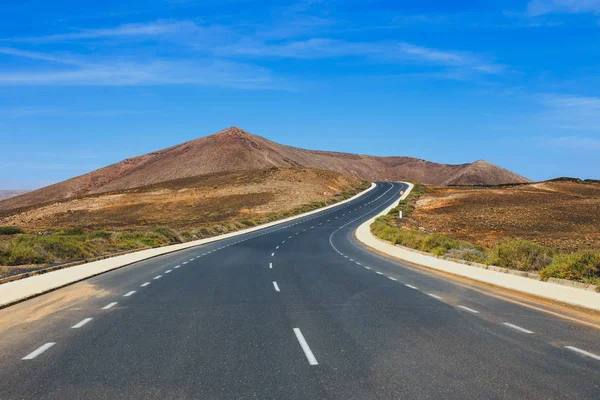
(0, 127, 529, 212)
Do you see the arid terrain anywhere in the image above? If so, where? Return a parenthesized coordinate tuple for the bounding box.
(0, 191, 29, 201)
(0, 167, 360, 232)
(0, 127, 529, 213)
(410, 180, 600, 252)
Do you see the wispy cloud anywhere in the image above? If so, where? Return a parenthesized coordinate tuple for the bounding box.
(0, 106, 143, 118)
(9, 21, 201, 43)
(527, 0, 600, 16)
(548, 135, 600, 150)
(0, 47, 80, 65)
(538, 93, 600, 130)
(218, 38, 504, 75)
(0, 46, 281, 89)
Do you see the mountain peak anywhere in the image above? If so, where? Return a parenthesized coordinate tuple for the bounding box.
(213, 126, 253, 138)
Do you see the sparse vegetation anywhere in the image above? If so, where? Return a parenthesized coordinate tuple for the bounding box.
(371, 183, 600, 286)
(0, 226, 23, 235)
(0, 179, 371, 278)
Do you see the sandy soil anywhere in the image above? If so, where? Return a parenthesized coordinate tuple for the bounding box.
(411, 181, 600, 252)
(0, 167, 361, 232)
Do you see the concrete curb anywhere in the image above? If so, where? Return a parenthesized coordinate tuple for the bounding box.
(355, 182, 600, 312)
(0, 183, 377, 308)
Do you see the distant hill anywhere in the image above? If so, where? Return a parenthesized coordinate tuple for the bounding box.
(0, 126, 529, 212)
(0, 190, 29, 201)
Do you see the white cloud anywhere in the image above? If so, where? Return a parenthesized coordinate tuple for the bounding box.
(538, 93, 600, 130)
(0, 54, 280, 90)
(550, 136, 600, 149)
(0, 47, 81, 65)
(218, 38, 504, 75)
(10, 21, 202, 42)
(527, 0, 600, 16)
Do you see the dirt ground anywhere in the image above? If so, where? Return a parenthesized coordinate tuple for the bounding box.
(0, 167, 361, 232)
(411, 181, 600, 252)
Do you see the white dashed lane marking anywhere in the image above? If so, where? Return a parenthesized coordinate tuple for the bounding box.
(405, 284, 418, 290)
(123, 291, 136, 297)
(293, 328, 319, 366)
(141, 282, 150, 287)
(102, 302, 118, 310)
(458, 306, 480, 314)
(427, 293, 442, 300)
(273, 281, 281, 292)
(22, 343, 56, 360)
(503, 323, 534, 334)
(564, 346, 600, 361)
(71, 318, 93, 329)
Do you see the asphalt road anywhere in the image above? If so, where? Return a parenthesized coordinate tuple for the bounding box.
(0, 182, 598, 399)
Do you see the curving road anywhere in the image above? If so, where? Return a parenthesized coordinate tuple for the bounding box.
(0, 182, 598, 399)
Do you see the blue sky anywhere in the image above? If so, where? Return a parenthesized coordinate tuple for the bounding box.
(1, 0, 599, 189)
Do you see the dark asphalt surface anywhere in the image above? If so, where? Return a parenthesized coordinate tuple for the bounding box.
(0, 182, 598, 399)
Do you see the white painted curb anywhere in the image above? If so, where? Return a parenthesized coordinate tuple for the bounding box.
(356, 182, 600, 312)
(0, 183, 377, 308)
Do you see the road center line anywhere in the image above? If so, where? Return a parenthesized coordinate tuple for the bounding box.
(273, 281, 280, 292)
(293, 328, 319, 366)
(102, 302, 118, 310)
(503, 323, 534, 334)
(458, 305, 480, 314)
(72, 317, 93, 329)
(564, 346, 600, 361)
(22, 343, 56, 360)
(123, 291, 136, 297)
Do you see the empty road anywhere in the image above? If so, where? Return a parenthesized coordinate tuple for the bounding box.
(0, 183, 598, 399)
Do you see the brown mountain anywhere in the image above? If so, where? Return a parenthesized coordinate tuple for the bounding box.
(0, 126, 529, 212)
(0, 190, 29, 201)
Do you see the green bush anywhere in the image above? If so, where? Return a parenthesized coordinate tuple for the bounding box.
(489, 239, 554, 271)
(541, 251, 600, 285)
(62, 227, 85, 236)
(0, 226, 23, 235)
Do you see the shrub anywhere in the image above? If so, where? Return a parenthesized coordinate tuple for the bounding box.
(541, 251, 600, 285)
(489, 239, 554, 271)
(61, 227, 85, 236)
(153, 227, 181, 243)
(0, 226, 23, 235)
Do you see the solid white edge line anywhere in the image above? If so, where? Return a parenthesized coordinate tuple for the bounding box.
(427, 293, 442, 300)
(293, 328, 319, 366)
(102, 302, 118, 310)
(71, 317, 93, 329)
(502, 323, 534, 334)
(273, 281, 280, 292)
(564, 346, 600, 361)
(22, 343, 56, 360)
(458, 305, 480, 314)
(123, 291, 136, 297)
